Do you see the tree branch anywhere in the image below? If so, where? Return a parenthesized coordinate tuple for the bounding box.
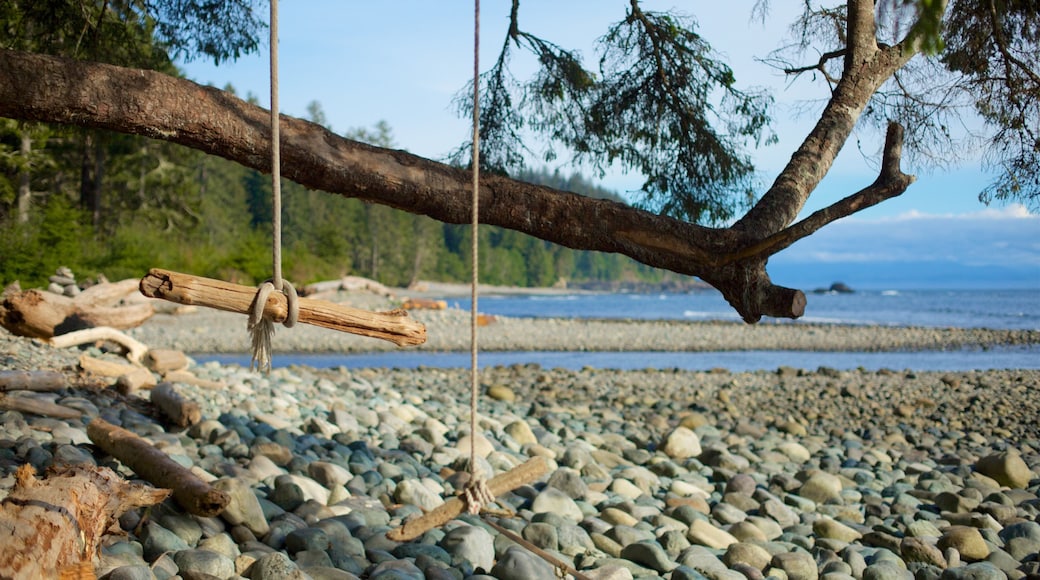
(725, 123, 914, 264)
(0, 48, 841, 322)
(734, 1, 918, 239)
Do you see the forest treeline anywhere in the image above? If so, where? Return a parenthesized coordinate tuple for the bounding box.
(1, 104, 684, 291)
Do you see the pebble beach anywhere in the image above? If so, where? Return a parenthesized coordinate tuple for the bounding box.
(1, 291, 1039, 580)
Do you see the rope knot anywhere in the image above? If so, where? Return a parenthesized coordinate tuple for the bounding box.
(248, 278, 299, 372)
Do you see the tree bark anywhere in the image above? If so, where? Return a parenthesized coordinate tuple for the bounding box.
(0, 12, 919, 323)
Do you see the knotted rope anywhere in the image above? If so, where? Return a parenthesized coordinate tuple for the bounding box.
(249, 0, 298, 372)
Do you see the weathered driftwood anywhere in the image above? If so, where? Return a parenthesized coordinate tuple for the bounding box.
(0, 288, 154, 339)
(386, 456, 550, 542)
(300, 275, 395, 297)
(0, 370, 66, 392)
(144, 348, 188, 373)
(0, 393, 82, 419)
(0, 464, 170, 579)
(49, 326, 149, 364)
(140, 268, 426, 347)
(151, 382, 201, 427)
(71, 278, 140, 309)
(78, 354, 137, 378)
(87, 418, 229, 516)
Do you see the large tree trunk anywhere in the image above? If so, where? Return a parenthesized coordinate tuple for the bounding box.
(0, 2, 921, 322)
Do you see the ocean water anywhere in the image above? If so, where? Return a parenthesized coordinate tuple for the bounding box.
(193, 288, 1040, 371)
(445, 288, 1040, 330)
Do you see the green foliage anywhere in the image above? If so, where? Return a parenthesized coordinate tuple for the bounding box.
(943, 0, 1040, 208)
(456, 0, 775, 224)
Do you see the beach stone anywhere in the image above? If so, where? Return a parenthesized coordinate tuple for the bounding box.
(798, 471, 844, 504)
(661, 427, 702, 459)
(686, 518, 738, 549)
(939, 562, 1008, 580)
(486, 384, 516, 402)
(777, 442, 813, 463)
(862, 560, 913, 580)
(814, 517, 863, 542)
(142, 522, 190, 561)
(546, 467, 588, 499)
(440, 524, 494, 571)
(214, 477, 270, 536)
(939, 526, 991, 561)
(522, 522, 559, 551)
(900, 537, 947, 567)
(771, 551, 819, 580)
(247, 551, 309, 579)
(308, 461, 353, 488)
(104, 565, 155, 580)
(285, 527, 329, 554)
(723, 542, 773, 570)
(504, 420, 538, 446)
(679, 545, 738, 575)
(456, 433, 494, 459)
(173, 548, 236, 578)
(394, 479, 444, 511)
(975, 451, 1033, 489)
(725, 474, 758, 495)
(583, 564, 635, 580)
(531, 486, 584, 522)
(728, 521, 768, 543)
(490, 545, 555, 579)
(198, 533, 239, 560)
(368, 559, 424, 579)
(620, 541, 679, 573)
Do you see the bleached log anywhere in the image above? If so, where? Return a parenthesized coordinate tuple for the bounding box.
(140, 268, 425, 347)
(0, 393, 82, 419)
(0, 464, 170, 579)
(0, 289, 154, 339)
(72, 278, 140, 309)
(0, 370, 66, 392)
(49, 326, 149, 364)
(87, 418, 229, 517)
(78, 354, 137, 378)
(144, 349, 188, 373)
(300, 275, 396, 297)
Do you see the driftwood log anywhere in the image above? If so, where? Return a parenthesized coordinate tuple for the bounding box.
(0, 286, 154, 339)
(87, 418, 229, 517)
(0, 393, 82, 419)
(300, 275, 395, 297)
(49, 326, 150, 364)
(0, 370, 66, 392)
(0, 464, 169, 579)
(140, 268, 426, 347)
(150, 382, 201, 427)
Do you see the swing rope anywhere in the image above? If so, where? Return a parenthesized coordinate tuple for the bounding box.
(249, 0, 298, 372)
(460, 0, 496, 515)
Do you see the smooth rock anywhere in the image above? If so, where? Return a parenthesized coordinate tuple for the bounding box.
(975, 451, 1034, 489)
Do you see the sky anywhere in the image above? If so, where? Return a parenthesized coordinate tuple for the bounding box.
(178, 1, 1038, 289)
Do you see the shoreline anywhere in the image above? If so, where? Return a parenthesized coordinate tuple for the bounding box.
(2, 324, 1040, 577)
(125, 302, 1040, 356)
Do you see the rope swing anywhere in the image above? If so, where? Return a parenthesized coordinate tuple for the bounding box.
(247, 0, 299, 373)
(139, 0, 426, 361)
